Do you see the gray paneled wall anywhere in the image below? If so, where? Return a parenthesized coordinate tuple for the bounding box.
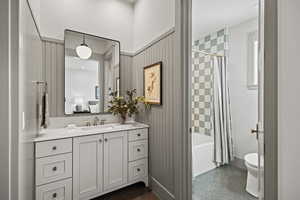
(42, 41, 65, 117)
(132, 32, 175, 197)
(42, 40, 133, 116)
(120, 55, 133, 94)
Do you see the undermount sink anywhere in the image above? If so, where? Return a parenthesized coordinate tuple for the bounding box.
(112, 124, 134, 129)
(79, 123, 135, 132)
(80, 125, 113, 131)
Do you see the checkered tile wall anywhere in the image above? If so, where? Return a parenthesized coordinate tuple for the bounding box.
(192, 28, 228, 135)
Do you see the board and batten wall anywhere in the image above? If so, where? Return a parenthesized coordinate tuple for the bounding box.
(132, 31, 176, 199)
(41, 30, 176, 199)
(42, 41, 64, 117)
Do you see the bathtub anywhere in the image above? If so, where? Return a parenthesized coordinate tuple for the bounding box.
(192, 133, 216, 178)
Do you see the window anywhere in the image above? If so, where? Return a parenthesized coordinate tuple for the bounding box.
(247, 31, 259, 89)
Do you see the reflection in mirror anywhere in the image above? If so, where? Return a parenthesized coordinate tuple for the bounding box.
(64, 30, 120, 115)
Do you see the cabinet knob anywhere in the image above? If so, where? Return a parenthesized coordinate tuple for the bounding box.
(52, 193, 57, 198)
(52, 146, 57, 150)
(99, 139, 102, 143)
(137, 148, 141, 152)
(52, 166, 57, 171)
(137, 133, 141, 137)
(137, 168, 141, 172)
(104, 138, 108, 142)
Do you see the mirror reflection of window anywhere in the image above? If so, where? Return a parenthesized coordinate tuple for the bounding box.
(65, 57, 100, 114)
(64, 30, 120, 115)
(247, 31, 259, 89)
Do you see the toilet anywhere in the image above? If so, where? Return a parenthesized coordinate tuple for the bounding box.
(244, 153, 263, 198)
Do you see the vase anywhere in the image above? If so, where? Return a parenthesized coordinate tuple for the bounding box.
(126, 114, 136, 123)
(119, 115, 127, 124)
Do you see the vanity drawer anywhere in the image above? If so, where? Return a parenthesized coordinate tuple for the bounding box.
(36, 138, 72, 158)
(128, 129, 148, 142)
(128, 140, 148, 161)
(36, 178, 72, 200)
(128, 159, 148, 182)
(36, 153, 72, 186)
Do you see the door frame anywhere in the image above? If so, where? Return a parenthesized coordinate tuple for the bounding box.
(174, 0, 278, 199)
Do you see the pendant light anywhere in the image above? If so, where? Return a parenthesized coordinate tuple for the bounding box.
(76, 34, 92, 59)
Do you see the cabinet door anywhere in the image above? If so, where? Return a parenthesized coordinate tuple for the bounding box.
(103, 131, 128, 191)
(73, 135, 103, 200)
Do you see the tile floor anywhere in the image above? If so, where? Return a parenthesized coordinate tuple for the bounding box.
(92, 182, 158, 200)
(92, 165, 257, 200)
(192, 165, 257, 200)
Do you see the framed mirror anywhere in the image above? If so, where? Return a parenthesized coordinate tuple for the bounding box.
(64, 30, 120, 115)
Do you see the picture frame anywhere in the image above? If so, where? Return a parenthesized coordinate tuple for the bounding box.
(143, 62, 162, 105)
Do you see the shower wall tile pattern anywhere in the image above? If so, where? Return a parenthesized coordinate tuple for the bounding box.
(192, 28, 228, 135)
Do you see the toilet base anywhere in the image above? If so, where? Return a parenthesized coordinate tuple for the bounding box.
(246, 171, 258, 198)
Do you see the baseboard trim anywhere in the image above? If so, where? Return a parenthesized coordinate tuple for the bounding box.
(150, 177, 175, 200)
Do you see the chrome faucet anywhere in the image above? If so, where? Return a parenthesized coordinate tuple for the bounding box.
(93, 116, 100, 126)
(100, 119, 106, 125)
(85, 121, 91, 127)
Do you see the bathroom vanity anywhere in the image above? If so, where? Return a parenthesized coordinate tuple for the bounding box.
(34, 123, 149, 200)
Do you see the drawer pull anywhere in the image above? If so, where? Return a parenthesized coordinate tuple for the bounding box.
(52, 146, 57, 151)
(52, 193, 57, 198)
(137, 168, 141, 172)
(52, 166, 57, 171)
(104, 138, 108, 142)
(137, 133, 141, 137)
(137, 148, 141, 152)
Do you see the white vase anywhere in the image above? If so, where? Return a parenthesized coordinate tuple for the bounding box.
(126, 114, 136, 123)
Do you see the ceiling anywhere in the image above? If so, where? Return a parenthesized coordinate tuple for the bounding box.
(192, 0, 258, 40)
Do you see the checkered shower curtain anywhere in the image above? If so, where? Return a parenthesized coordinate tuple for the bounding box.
(212, 56, 234, 165)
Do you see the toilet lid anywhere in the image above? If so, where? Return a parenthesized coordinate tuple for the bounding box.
(245, 153, 264, 168)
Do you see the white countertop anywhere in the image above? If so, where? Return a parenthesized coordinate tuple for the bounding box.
(35, 122, 149, 142)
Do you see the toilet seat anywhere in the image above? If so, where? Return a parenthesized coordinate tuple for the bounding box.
(245, 153, 263, 169)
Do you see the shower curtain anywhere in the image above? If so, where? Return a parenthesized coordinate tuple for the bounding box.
(212, 56, 234, 166)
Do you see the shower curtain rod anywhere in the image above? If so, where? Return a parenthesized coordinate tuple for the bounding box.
(192, 49, 225, 57)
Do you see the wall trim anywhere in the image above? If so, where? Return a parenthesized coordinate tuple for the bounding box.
(174, 0, 192, 199)
(26, 0, 42, 41)
(41, 27, 176, 58)
(264, 0, 278, 199)
(150, 177, 175, 200)
(133, 27, 175, 56)
(41, 36, 64, 44)
(120, 51, 135, 57)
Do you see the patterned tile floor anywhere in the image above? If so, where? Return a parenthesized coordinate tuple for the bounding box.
(192, 165, 257, 200)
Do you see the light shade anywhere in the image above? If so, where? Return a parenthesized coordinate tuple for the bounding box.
(76, 43, 92, 59)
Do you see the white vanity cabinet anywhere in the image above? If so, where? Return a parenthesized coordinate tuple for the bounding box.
(103, 131, 128, 191)
(73, 134, 104, 200)
(35, 139, 73, 200)
(34, 125, 149, 200)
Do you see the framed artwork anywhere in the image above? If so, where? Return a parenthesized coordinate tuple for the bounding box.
(143, 62, 162, 105)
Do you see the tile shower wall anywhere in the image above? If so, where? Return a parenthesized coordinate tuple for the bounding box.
(192, 28, 228, 135)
